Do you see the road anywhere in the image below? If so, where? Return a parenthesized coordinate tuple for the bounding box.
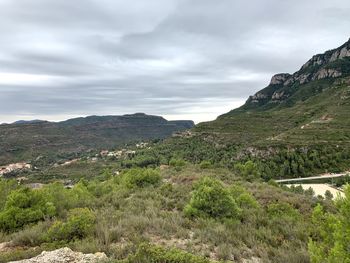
(276, 172, 349, 183)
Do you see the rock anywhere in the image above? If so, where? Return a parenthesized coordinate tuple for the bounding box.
(241, 257, 262, 263)
(271, 91, 285, 101)
(9, 247, 108, 263)
(312, 68, 342, 80)
(249, 92, 269, 103)
(0, 242, 12, 252)
(270, 73, 291, 85)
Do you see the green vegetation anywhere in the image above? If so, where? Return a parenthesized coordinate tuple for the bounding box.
(47, 208, 95, 242)
(0, 165, 323, 262)
(184, 177, 240, 219)
(122, 168, 161, 188)
(308, 186, 350, 263)
(120, 243, 213, 263)
(1, 36, 350, 263)
(0, 114, 193, 166)
(0, 188, 55, 232)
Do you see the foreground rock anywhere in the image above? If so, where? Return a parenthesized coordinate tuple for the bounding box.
(10, 247, 108, 263)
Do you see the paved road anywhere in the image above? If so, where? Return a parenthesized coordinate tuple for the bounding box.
(276, 172, 349, 183)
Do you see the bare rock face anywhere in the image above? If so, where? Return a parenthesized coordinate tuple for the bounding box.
(312, 68, 342, 80)
(270, 73, 291, 85)
(249, 92, 268, 103)
(271, 91, 286, 101)
(9, 248, 108, 263)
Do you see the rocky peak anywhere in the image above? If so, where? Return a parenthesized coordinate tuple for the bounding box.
(270, 73, 292, 85)
(301, 38, 350, 70)
(246, 38, 350, 106)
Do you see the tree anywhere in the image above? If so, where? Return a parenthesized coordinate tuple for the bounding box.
(304, 187, 315, 197)
(184, 177, 240, 219)
(123, 168, 161, 188)
(0, 188, 56, 232)
(308, 186, 350, 262)
(234, 161, 260, 181)
(325, 190, 333, 201)
(48, 208, 95, 241)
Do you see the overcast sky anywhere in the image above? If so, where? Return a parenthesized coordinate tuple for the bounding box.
(0, 0, 349, 123)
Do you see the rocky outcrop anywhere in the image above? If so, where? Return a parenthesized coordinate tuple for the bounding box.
(10, 248, 108, 263)
(301, 38, 350, 70)
(270, 73, 291, 85)
(271, 91, 286, 101)
(249, 92, 268, 103)
(0, 163, 31, 176)
(312, 68, 342, 80)
(247, 38, 350, 105)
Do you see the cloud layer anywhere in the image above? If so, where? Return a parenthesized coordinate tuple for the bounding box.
(0, 0, 349, 123)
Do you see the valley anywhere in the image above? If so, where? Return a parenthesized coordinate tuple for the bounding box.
(0, 39, 350, 263)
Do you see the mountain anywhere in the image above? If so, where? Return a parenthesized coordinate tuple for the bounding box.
(12, 120, 46, 125)
(196, 38, 350, 148)
(0, 113, 194, 165)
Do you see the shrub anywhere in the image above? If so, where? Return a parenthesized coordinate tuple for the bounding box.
(184, 177, 240, 219)
(234, 161, 260, 181)
(0, 179, 18, 210)
(324, 190, 333, 200)
(11, 221, 51, 247)
(0, 188, 56, 232)
(123, 168, 161, 188)
(123, 243, 212, 263)
(308, 186, 350, 262)
(199, 161, 212, 169)
(267, 202, 300, 222)
(169, 159, 187, 171)
(47, 208, 95, 241)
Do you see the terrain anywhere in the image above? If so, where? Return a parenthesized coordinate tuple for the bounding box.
(0, 113, 194, 166)
(197, 38, 350, 147)
(0, 39, 350, 263)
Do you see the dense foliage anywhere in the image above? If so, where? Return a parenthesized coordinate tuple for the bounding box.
(0, 188, 55, 232)
(184, 177, 241, 219)
(0, 165, 324, 262)
(308, 186, 350, 263)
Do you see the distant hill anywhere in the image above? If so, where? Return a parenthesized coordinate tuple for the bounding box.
(12, 120, 46, 125)
(195, 38, 350, 148)
(0, 113, 194, 165)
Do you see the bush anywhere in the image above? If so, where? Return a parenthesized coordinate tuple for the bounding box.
(123, 168, 161, 188)
(199, 161, 212, 169)
(47, 208, 95, 241)
(234, 161, 260, 181)
(169, 159, 187, 171)
(267, 202, 300, 222)
(123, 243, 212, 263)
(184, 177, 240, 219)
(0, 188, 56, 232)
(11, 221, 51, 247)
(308, 186, 350, 262)
(0, 179, 18, 210)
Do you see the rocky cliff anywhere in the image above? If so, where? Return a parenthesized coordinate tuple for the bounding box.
(246, 38, 350, 106)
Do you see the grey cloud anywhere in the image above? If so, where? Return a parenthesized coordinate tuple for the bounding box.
(0, 0, 349, 123)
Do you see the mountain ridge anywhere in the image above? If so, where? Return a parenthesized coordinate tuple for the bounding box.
(0, 113, 194, 165)
(195, 38, 350, 150)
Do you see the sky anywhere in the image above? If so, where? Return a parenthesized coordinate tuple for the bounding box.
(0, 0, 349, 124)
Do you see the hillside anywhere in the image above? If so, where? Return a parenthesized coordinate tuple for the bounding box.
(1, 41, 350, 263)
(0, 113, 194, 166)
(195, 39, 350, 148)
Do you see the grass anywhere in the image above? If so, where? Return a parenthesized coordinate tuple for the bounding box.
(0, 164, 328, 262)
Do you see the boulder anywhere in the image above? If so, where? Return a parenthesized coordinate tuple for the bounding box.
(9, 247, 108, 263)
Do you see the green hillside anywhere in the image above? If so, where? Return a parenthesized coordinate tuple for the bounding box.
(122, 39, 350, 182)
(1, 40, 350, 263)
(196, 39, 350, 148)
(0, 113, 194, 166)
